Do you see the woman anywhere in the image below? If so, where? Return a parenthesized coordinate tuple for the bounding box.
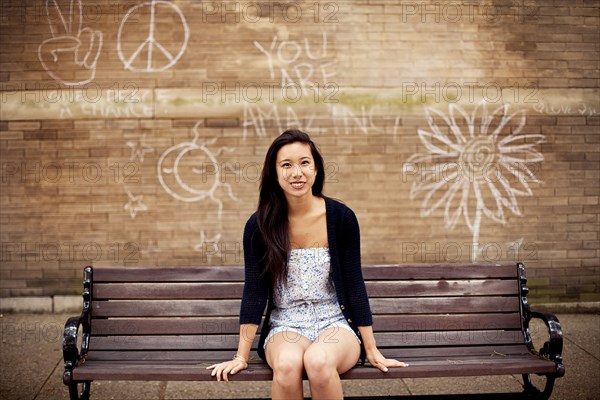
(207, 129, 408, 399)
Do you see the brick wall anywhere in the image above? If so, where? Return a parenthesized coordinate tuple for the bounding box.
(0, 0, 598, 303)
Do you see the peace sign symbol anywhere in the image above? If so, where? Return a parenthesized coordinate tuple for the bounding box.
(118, 0, 189, 72)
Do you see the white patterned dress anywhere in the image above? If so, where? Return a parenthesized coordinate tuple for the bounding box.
(263, 247, 360, 350)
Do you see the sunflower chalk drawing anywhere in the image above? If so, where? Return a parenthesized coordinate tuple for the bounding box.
(404, 101, 545, 262)
(118, 0, 189, 72)
(157, 121, 238, 218)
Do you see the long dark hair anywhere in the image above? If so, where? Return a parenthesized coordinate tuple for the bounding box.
(256, 129, 326, 289)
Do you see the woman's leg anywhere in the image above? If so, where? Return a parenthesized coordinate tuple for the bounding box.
(265, 330, 312, 400)
(303, 327, 361, 400)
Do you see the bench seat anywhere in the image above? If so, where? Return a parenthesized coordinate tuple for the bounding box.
(73, 350, 556, 381)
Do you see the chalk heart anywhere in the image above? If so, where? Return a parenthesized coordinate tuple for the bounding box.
(158, 144, 219, 202)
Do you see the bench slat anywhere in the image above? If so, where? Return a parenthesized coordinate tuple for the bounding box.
(93, 282, 243, 300)
(91, 297, 519, 317)
(93, 267, 245, 282)
(92, 300, 239, 317)
(91, 313, 522, 335)
(92, 280, 517, 300)
(367, 280, 518, 297)
(85, 344, 531, 362)
(369, 297, 520, 314)
(72, 355, 555, 381)
(362, 264, 517, 280)
(88, 330, 524, 351)
(91, 264, 517, 283)
(373, 313, 522, 331)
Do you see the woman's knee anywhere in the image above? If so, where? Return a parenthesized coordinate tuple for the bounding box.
(303, 347, 336, 382)
(271, 350, 304, 383)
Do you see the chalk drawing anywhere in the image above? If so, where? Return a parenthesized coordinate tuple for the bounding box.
(38, 0, 103, 86)
(246, 33, 396, 139)
(57, 89, 152, 119)
(404, 101, 545, 262)
(124, 190, 148, 220)
(330, 105, 386, 136)
(254, 32, 335, 94)
(118, 0, 189, 72)
(578, 103, 599, 116)
(157, 121, 238, 217)
(127, 134, 154, 163)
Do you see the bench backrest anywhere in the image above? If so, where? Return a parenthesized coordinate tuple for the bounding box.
(85, 263, 528, 362)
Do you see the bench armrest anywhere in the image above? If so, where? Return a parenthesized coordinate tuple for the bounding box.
(529, 311, 565, 377)
(63, 266, 93, 385)
(63, 316, 89, 384)
(517, 262, 564, 378)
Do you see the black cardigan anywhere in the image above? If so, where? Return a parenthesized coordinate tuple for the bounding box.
(239, 195, 373, 363)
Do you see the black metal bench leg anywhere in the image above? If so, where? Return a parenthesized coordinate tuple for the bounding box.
(68, 381, 91, 400)
(522, 374, 556, 400)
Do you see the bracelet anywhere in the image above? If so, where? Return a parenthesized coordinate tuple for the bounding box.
(232, 354, 248, 363)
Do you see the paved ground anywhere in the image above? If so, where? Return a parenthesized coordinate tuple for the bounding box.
(0, 313, 598, 399)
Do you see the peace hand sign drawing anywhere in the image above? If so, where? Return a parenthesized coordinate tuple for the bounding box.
(118, 0, 189, 72)
(38, 0, 103, 86)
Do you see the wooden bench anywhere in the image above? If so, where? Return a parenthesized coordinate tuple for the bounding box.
(63, 262, 564, 399)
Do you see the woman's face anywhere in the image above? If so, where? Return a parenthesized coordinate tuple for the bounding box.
(275, 142, 317, 200)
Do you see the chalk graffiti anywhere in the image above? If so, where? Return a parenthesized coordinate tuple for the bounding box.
(245, 32, 400, 139)
(124, 190, 148, 220)
(118, 0, 189, 72)
(242, 102, 396, 139)
(38, 0, 103, 86)
(403, 101, 545, 262)
(254, 32, 335, 90)
(57, 88, 152, 119)
(533, 101, 599, 116)
(157, 121, 238, 217)
(127, 134, 154, 163)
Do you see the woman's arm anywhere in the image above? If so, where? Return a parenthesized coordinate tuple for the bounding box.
(206, 323, 259, 381)
(358, 325, 409, 371)
(237, 323, 259, 361)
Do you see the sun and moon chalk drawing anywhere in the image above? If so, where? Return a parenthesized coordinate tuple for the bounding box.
(158, 121, 239, 258)
(404, 101, 545, 262)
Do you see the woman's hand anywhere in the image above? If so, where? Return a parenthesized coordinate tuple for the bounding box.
(206, 358, 248, 382)
(366, 347, 409, 372)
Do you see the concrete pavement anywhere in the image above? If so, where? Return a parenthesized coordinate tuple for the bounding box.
(0, 312, 598, 400)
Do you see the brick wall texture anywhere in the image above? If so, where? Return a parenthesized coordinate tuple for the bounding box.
(0, 0, 598, 303)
